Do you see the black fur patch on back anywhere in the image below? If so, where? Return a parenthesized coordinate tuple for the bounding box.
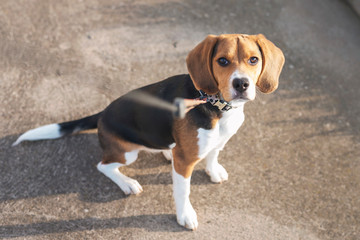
(101, 74, 221, 149)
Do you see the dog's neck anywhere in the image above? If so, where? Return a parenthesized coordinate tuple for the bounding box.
(198, 90, 233, 112)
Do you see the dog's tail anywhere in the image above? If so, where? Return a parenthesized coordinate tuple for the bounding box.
(12, 112, 103, 146)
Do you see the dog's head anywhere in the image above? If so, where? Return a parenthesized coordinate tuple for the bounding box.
(186, 34, 285, 104)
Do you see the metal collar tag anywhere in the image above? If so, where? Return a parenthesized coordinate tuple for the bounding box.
(198, 90, 232, 111)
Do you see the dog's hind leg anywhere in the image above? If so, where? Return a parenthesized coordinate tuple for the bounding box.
(96, 121, 143, 195)
(97, 153, 143, 195)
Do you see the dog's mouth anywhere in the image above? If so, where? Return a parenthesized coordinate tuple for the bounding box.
(231, 92, 253, 102)
(216, 87, 255, 106)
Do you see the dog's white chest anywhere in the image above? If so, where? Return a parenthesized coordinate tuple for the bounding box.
(197, 106, 245, 159)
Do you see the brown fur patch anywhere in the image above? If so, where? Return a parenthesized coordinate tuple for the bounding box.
(171, 115, 219, 178)
(171, 116, 201, 178)
(186, 35, 219, 95)
(98, 119, 142, 164)
(248, 34, 285, 93)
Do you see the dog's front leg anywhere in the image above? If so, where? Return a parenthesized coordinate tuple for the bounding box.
(172, 151, 198, 230)
(205, 148, 228, 183)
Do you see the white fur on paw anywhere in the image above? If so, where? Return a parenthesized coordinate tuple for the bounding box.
(206, 163, 228, 183)
(162, 150, 173, 161)
(119, 178, 143, 195)
(177, 203, 198, 230)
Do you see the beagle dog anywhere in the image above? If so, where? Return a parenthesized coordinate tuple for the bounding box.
(13, 34, 285, 230)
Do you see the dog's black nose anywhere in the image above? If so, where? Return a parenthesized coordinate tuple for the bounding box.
(232, 78, 250, 92)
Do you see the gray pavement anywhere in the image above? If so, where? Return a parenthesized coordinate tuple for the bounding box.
(1, 0, 359, 239)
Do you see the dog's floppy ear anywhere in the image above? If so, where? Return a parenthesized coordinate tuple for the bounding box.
(255, 34, 285, 93)
(186, 35, 219, 95)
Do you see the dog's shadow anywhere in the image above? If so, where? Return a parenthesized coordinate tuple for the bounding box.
(0, 214, 185, 238)
(0, 133, 210, 203)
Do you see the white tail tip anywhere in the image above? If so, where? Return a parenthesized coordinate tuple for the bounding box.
(12, 124, 61, 146)
(12, 139, 22, 147)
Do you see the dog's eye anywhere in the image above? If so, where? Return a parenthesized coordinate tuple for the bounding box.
(248, 56, 258, 65)
(217, 57, 230, 67)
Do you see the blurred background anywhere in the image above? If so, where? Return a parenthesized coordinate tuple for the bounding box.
(1, 0, 359, 239)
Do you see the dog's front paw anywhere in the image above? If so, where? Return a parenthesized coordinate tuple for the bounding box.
(206, 163, 228, 183)
(177, 203, 198, 230)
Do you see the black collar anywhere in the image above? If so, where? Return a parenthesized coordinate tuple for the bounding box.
(198, 90, 232, 111)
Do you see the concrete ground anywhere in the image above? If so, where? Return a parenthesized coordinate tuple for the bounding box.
(1, 0, 359, 239)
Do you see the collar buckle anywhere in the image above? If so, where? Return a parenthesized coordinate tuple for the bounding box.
(198, 90, 232, 112)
